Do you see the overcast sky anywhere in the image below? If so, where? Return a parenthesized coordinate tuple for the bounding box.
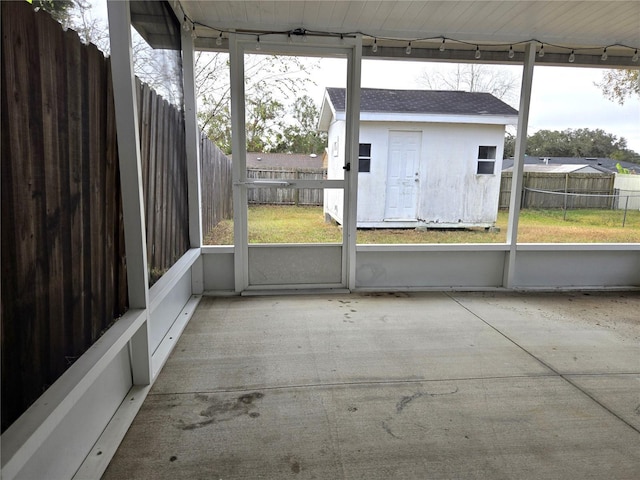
(310, 58, 640, 153)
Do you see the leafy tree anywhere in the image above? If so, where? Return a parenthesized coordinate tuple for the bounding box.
(245, 83, 285, 152)
(32, 0, 74, 24)
(504, 133, 516, 158)
(615, 162, 631, 174)
(595, 70, 640, 105)
(271, 95, 327, 154)
(197, 53, 320, 154)
(525, 128, 639, 162)
(418, 64, 519, 105)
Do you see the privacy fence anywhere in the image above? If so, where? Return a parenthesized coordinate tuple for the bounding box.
(136, 79, 190, 282)
(1, 2, 128, 432)
(201, 133, 233, 235)
(499, 172, 616, 209)
(247, 168, 325, 205)
(1, 2, 233, 431)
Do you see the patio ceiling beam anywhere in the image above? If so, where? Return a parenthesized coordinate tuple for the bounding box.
(361, 46, 640, 69)
(194, 39, 639, 69)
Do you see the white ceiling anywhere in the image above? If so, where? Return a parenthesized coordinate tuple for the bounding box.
(182, 1, 640, 66)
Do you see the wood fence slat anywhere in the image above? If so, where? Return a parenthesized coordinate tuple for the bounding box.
(1, 1, 43, 431)
(499, 172, 615, 209)
(1, 3, 129, 431)
(64, 23, 86, 361)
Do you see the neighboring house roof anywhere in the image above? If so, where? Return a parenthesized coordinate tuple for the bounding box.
(503, 164, 604, 174)
(502, 156, 640, 174)
(245, 152, 324, 169)
(319, 87, 518, 130)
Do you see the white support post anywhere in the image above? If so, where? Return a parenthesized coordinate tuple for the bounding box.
(504, 41, 536, 288)
(107, 0, 151, 384)
(229, 33, 248, 293)
(181, 29, 203, 251)
(344, 36, 363, 290)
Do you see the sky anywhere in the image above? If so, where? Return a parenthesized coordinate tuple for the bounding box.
(308, 58, 640, 154)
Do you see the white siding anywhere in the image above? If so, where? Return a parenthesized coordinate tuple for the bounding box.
(324, 120, 347, 223)
(357, 121, 505, 227)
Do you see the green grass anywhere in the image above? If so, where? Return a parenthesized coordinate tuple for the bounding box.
(203, 205, 640, 245)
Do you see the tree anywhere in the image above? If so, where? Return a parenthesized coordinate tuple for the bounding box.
(525, 128, 639, 161)
(197, 53, 320, 154)
(595, 70, 640, 105)
(271, 95, 327, 154)
(32, 0, 74, 24)
(245, 83, 285, 152)
(504, 133, 516, 158)
(418, 64, 519, 105)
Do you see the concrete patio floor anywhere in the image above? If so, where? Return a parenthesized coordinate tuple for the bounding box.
(103, 291, 640, 479)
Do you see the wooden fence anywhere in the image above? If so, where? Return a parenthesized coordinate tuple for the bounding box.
(200, 133, 233, 235)
(499, 172, 616, 209)
(136, 80, 190, 282)
(1, 2, 196, 431)
(1, 2, 128, 432)
(247, 168, 325, 205)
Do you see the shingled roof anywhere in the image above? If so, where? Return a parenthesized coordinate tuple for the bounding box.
(326, 87, 518, 116)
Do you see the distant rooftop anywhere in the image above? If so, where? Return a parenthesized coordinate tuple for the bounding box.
(325, 87, 518, 116)
(502, 156, 640, 174)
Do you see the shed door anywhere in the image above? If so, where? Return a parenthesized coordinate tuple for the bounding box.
(384, 131, 421, 220)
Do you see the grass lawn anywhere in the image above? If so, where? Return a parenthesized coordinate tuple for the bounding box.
(204, 205, 640, 245)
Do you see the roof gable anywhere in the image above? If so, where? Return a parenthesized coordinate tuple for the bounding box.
(326, 87, 518, 116)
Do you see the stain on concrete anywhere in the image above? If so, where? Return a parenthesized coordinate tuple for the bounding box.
(382, 387, 459, 438)
(177, 392, 265, 430)
(285, 456, 301, 474)
(381, 420, 399, 439)
(396, 388, 459, 413)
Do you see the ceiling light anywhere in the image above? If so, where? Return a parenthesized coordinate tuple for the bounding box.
(508, 45, 514, 59)
(568, 50, 575, 63)
(601, 48, 608, 61)
(216, 32, 223, 46)
(538, 44, 545, 57)
(633, 49, 639, 62)
(439, 38, 445, 52)
(256, 36, 261, 50)
(372, 38, 378, 53)
(475, 45, 481, 59)
(406, 42, 412, 55)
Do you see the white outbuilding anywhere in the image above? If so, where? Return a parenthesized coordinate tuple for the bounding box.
(319, 87, 518, 228)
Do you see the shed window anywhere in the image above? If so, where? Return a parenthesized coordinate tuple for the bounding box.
(477, 145, 496, 174)
(359, 143, 371, 173)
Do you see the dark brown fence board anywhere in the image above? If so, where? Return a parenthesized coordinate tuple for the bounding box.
(1, 3, 128, 432)
(3, 1, 213, 430)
